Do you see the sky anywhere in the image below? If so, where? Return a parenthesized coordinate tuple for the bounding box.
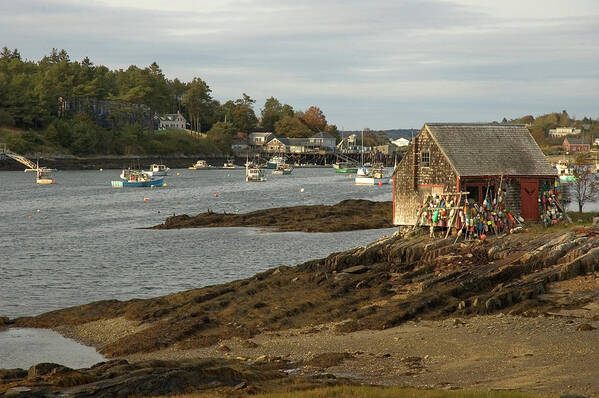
(1, 0, 598, 129)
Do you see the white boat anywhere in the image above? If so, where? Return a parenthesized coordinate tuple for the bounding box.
(223, 160, 236, 169)
(189, 160, 210, 170)
(272, 163, 293, 175)
(555, 160, 575, 181)
(145, 163, 169, 177)
(246, 164, 266, 182)
(36, 168, 55, 185)
(267, 155, 285, 169)
(355, 164, 390, 185)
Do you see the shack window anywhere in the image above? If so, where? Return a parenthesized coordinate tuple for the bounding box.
(421, 152, 430, 167)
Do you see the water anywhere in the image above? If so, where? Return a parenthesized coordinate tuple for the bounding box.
(1, 167, 393, 318)
(0, 328, 105, 369)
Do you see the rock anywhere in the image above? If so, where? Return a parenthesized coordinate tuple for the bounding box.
(560, 395, 590, 398)
(233, 381, 247, 390)
(28, 363, 69, 378)
(241, 340, 260, 348)
(576, 323, 596, 331)
(342, 265, 369, 274)
(4, 386, 32, 396)
(457, 301, 466, 310)
(0, 316, 12, 326)
(0, 368, 28, 382)
(218, 344, 232, 352)
(485, 297, 501, 312)
(380, 353, 391, 358)
(255, 355, 267, 361)
(453, 318, 466, 326)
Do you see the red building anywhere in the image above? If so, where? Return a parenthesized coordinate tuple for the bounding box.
(563, 136, 590, 153)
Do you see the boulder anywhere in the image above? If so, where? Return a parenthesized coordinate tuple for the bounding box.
(28, 363, 71, 378)
(0, 368, 27, 382)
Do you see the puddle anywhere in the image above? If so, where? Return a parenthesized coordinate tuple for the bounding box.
(0, 328, 105, 369)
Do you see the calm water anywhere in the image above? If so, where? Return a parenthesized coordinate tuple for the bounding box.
(0, 167, 393, 318)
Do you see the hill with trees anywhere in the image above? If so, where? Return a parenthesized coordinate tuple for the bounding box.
(0, 47, 339, 156)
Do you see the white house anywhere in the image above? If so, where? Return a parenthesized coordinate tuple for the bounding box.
(548, 127, 581, 138)
(392, 137, 410, 147)
(309, 132, 336, 151)
(157, 111, 187, 130)
(249, 132, 274, 147)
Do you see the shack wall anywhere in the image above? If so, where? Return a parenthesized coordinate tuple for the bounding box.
(393, 127, 457, 225)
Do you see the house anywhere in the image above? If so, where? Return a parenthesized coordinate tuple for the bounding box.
(157, 111, 187, 130)
(392, 137, 410, 147)
(266, 137, 290, 153)
(309, 132, 336, 151)
(249, 132, 274, 147)
(393, 123, 557, 225)
(374, 144, 396, 155)
(337, 134, 357, 152)
(288, 138, 319, 153)
(231, 132, 249, 151)
(548, 127, 581, 137)
(563, 136, 590, 153)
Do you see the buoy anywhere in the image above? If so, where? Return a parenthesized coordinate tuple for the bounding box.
(214, 193, 219, 197)
(36, 209, 41, 213)
(480, 234, 487, 240)
(28, 215, 32, 219)
(163, 183, 167, 187)
(176, 172, 180, 176)
(99, 168, 103, 172)
(378, 181, 383, 186)
(144, 198, 149, 202)
(300, 188, 304, 193)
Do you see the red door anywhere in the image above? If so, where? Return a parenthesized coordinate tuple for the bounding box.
(520, 179, 539, 220)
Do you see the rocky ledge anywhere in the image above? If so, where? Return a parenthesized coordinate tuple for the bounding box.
(151, 199, 393, 232)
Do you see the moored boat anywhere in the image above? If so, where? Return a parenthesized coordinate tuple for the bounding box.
(355, 164, 390, 185)
(246, 165, 266, 182)
(334, 162, 358, 173)
(36, 168, 55, 185)
(267, 155, 285, 169)
(272, 163, 293, 175)
(223, 160, 236, 169)
(189, 160, 210, 170)
(113, 169, 164, 187)
(555, 160, 575, 181)
(145, 163, 169, 176)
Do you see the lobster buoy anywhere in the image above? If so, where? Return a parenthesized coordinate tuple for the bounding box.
(480, 234, 487, 240)
(144, 198, 149, 202)
(176, 172, 181, 176)
(432, 209, 440, 223)
(214, 193, 219, 197)
(300, 188, 305, 193)
(378, 181, 383, 186)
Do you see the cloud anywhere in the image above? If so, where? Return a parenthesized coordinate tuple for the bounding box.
(1, 0, 598, 128)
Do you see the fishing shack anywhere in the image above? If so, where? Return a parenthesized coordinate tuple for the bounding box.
(393, 123, 558, 226)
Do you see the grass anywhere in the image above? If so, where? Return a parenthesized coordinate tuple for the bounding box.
(151, 386, 551, 398)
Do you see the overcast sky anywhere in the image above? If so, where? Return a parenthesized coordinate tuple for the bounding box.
(1, 0, 598, 129)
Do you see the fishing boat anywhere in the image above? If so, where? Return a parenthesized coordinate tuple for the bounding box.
(555, 160, 575, 181)
(272, 163, 293, 175)
(354, 130, 371, 181)
(246, 164, 266, 182)
(333, 162, 358, 174)
(223, 160, 236, 169)
(112, 169, 164, 187)
(36, 168, 55, 185)
(267, 155, 285, 169)
(355, 164, 390, 185)
(145, 163, 170, 177)
(189, 160, 210, 170)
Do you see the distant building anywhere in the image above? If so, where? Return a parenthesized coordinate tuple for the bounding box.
(374, 144, 396, 155)
(309, 132, 336, 151)
(288, 138, 319, 153)
(392, 137, 410, 147)
(563, 136, 590, 153)
(337, 134, 357, 152)
(231, 132, 249, 151)
(266, 137, 290, 153)
(157, 111, 187, 130)
(548, 127, 581, 138)
(249, 132, 274, 147)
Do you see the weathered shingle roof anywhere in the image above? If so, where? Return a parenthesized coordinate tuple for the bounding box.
(564, 136, 588, 145)
(425, 123, 556, 177)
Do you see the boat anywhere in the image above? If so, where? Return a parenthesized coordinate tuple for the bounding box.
(555, 160, 575, 181)
(355, 164, 390, 185)
(189, 160, 210, 170)
(112, 169, 164, 187)
(272, 163, 293, 175)
(223, 160, 236, 169)
(145, 163, 170, 177)
(333, 162, 358, 174)
(267, 155, 285, 169)
(246, 163, 266, 182)
(36, 168, 55, 185)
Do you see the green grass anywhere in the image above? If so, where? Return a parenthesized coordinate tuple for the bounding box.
(567, 211, 599, 225)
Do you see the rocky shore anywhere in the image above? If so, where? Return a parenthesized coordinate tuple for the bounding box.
(4, 227, 599, 396)
(151, 199, 393, 232)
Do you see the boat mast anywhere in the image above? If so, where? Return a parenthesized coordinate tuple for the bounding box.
(361, 129, 364, 166)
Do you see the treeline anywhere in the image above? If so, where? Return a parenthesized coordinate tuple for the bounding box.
(505, 111, 599, 149)
(0, 47, 338, 155)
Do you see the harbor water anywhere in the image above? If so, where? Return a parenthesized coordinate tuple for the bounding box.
(1, 167, 393, 319)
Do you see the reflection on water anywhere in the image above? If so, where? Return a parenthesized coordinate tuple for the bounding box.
(0, 328, 105, 369)
(1, 168, 394, 317)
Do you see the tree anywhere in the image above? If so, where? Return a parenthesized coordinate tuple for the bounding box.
(274, 115, 313, 137)
(230, 94, 257, 132)
(302, 106, 327, 132)
(182, 77, 213, 132)
(260, 97, 294, 131)
(206, 121, 235, 152)
(569, 155, 599, 213)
